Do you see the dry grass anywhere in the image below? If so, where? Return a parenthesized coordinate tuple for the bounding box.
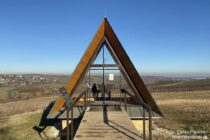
(0, 96, 57, 119)
(152, 91, 210, 137)
(0, 91, 209, 139)
(0, 76, 210, 139)
(0, 111, 46, 140)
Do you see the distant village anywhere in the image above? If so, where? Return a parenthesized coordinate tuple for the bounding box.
(0, 74, 56, 86)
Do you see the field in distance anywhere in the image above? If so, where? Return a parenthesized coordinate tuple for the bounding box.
(0, 74, 210, 139)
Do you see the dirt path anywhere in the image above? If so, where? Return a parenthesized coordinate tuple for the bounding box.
(160, 81, 185, 87)
(0, 96, 57, 119)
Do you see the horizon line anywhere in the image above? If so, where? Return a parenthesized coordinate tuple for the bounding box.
(1, 71, 210, 78)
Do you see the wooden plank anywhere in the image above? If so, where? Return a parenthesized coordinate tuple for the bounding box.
(74, 106, 142, 140)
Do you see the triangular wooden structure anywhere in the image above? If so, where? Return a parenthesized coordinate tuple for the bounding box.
(50, 18, 162, 116)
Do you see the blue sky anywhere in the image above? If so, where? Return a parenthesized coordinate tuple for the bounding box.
(0, 0, 209, 76)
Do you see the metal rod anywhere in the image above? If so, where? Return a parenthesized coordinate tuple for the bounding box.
(84, 90, 87, 108)
(89, 68, 119, 70)
(89, 69, 90, 89)
(89, 69, 90, 104)
(71, 107, 74, 140)
(89, 89, 90, 104)
(87, 89, 89, 103)
(148, 106, 152, 140)
(90, 64, 118, 67)
(120, 92, 122, 106)
(119, 72, 122, 106)
(143, 105, 146, 140)
(66, 107, 70, 140)
(103, 45, 105, 86)
(102, 45, 105, 103)
(124, 92, 127, 111)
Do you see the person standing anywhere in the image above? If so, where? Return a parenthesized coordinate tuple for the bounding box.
(91, 83, 98, 100)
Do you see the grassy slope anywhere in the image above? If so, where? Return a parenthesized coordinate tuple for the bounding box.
(0, 87, 15, 102)
(0, 91, 209, 140)
(0, 112, 42, 140)
(153, 91, 210, 137)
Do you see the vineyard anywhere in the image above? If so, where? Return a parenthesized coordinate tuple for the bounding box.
(148, 78, 210, 92)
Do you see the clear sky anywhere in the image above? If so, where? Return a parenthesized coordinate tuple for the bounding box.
(0, 0, 209, 77)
